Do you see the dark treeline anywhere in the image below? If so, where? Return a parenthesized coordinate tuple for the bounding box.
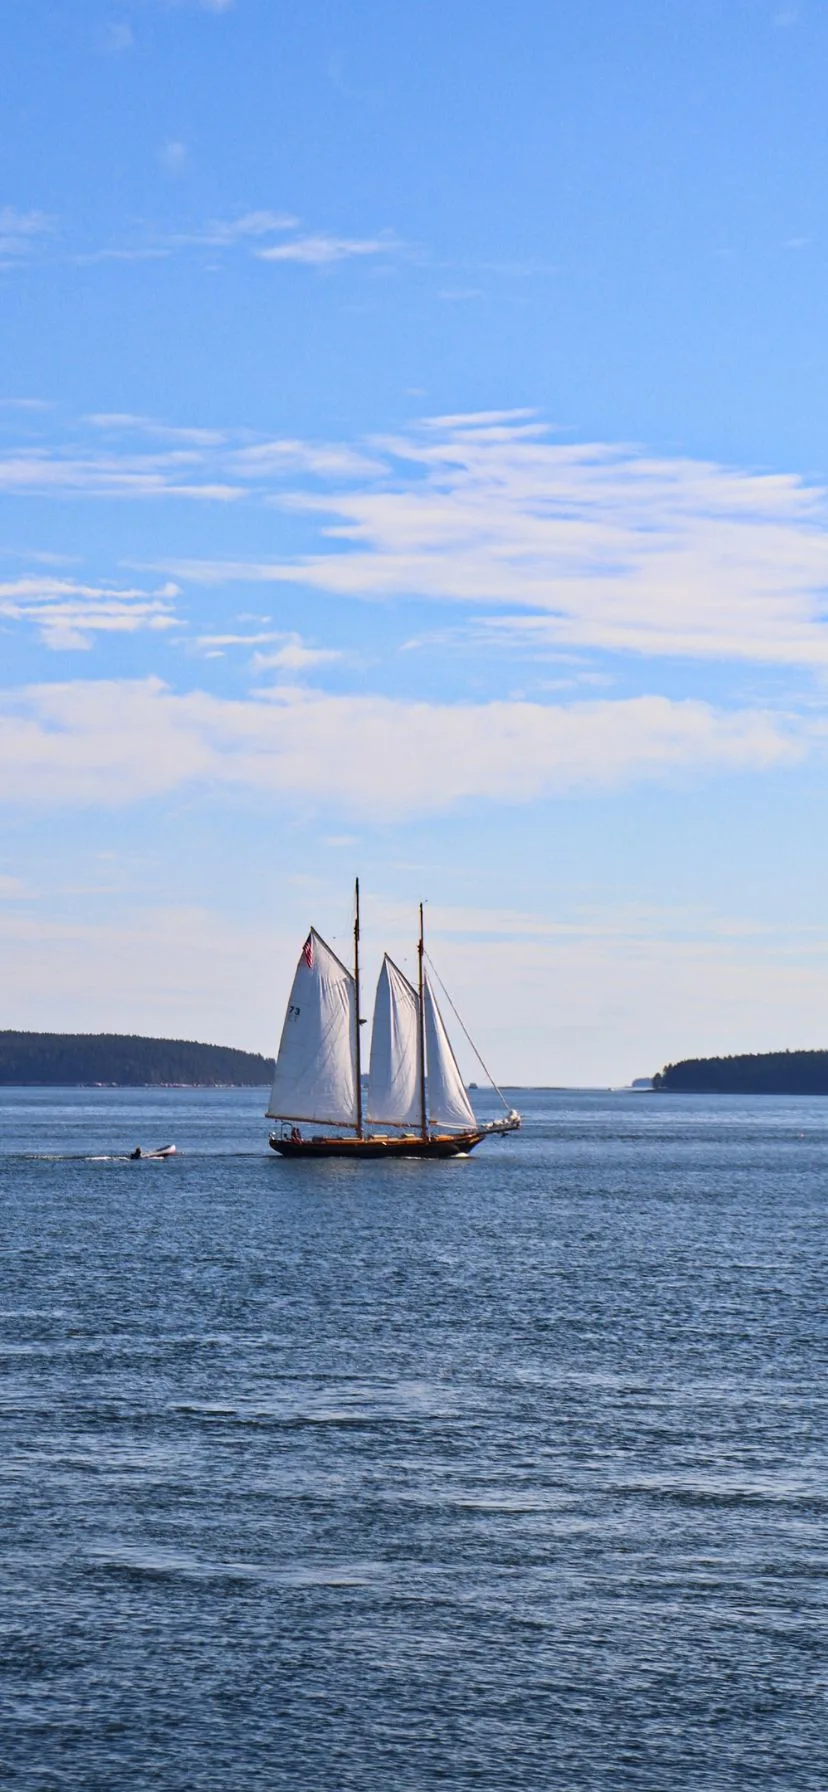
(654, 1050, 828, 1094)
(0, 1032, 274, 1087)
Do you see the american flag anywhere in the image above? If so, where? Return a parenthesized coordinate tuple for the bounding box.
(302, 934, 314, 970)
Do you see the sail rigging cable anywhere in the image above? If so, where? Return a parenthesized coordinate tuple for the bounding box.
(423, 972, 477, 1131)
(424, 951, 511, 1113)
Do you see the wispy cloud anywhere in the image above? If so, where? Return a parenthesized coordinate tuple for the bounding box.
(75, 209, 399, 271)
(12, 408, 828, 675)
(158, 0, 237, 9)
(0, 208, 54, 267)
(76, 246, 172, 264)
(0, 677, 806, 813)
(0, 443, 242, 501)
(0, 413, 376, 500)
(178, 411, 828, 669)
(0, 577, 180, 650)
(192, 627, 342, 667)
(256, 231, 399, 266)
(159, 139, 189, 173)
(250, 635, 344, 673)
(101, 20, 134, 53)
(174, 210, 298, 247)
(86, 411, 226, 446)
(235, 438, 382, 478)
(193, 630, 284, 650)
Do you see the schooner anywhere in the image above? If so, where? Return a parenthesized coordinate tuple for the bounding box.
(266, 882, 520, 1158)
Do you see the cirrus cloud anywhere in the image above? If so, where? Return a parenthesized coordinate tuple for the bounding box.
(0, 207, 54, 267)
(261, 413, 828, 667)
(149, 410, 828, 669)
(256, 231, 400, 266)
(7, 407, 828, 673)
(0, 676, 806, 815)
(0, 576, 180, 649)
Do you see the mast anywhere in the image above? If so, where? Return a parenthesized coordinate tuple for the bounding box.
(354, 877, 363, 1138)
(418, 900, 428, 1140)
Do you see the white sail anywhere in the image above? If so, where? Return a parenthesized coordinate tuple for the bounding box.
(424, 972, 477, 1131)
(366, 955, 422, 1127)
(266, 929, 357, 1126)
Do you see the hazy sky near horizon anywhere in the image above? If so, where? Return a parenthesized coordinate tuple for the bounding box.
(3, 0, 828, 1083)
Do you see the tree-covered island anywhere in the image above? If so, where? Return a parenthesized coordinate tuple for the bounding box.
(0, 1032, 274, 1087)
(654, 1050, 828, 1094)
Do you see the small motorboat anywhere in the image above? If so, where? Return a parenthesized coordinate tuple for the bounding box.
(129, 1144, 177, 1160)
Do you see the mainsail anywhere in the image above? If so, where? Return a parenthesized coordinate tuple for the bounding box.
(366, 955, 421, 1127)
(266, 890, 508, 1153)
(266, 929, 358, 1126)
(423, 972, 477, 1131)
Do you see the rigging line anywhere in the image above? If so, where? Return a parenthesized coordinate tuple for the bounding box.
(424, 951, 510, 1113)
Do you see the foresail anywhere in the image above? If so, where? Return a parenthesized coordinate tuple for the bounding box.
(423, 973, 477, 1131)
(366, 955, 421, 1126)
(266, 929, 357, 1125)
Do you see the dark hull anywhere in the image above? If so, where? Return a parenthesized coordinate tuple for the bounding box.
(269, 1130, 486, 1159)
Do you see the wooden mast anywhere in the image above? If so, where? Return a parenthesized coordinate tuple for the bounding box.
(354, 877, 363, 1138)
(418, 900, 428, 1141)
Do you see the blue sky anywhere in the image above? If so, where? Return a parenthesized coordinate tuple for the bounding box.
(3, 0, 828, 1082)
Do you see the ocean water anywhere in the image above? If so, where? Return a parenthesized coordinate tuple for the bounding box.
(1, 1085, 826, 1791)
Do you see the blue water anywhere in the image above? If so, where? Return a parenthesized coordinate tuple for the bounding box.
(1, 1086, 826, 1790)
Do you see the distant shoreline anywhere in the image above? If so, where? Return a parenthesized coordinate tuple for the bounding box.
(0, 1082, 272, 1090)
(654, 1049, 828, 1094)
(0, 1031, 275, 1089)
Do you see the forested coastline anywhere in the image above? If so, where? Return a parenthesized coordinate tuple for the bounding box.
(0, 1032, 274, 1087)
(654, 1050, 828, 1094)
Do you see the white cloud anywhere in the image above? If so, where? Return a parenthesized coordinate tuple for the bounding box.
(0, 578, 179, 649)
(250, 636, 344, 672)
(159, 139, 188, 173)
(194, 630, 283, 650)
(0, 208, 54, 265)
(86, 412, 226, 446)
(0, 446, 242, 501)
(192, 413, 828, 669)
(192, 630, 343, 671)
(233, 438, 382, 479)
(101, 21, 134, 53)
(80, 212, 390, 268)
(75, 246, 172, 263)
(176, 211, 298, 246)
(0, 421, 371, 501)
(130, 211, 392, 265)
(257, 232, 398, 266)
(0, 676, 805, 814)
(11, 409, 828, 674)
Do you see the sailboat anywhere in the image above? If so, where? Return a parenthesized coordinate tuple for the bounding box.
(266, 882, 521, 1158)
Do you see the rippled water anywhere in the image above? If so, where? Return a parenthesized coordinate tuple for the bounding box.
(1, 1086, 826, 1790)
